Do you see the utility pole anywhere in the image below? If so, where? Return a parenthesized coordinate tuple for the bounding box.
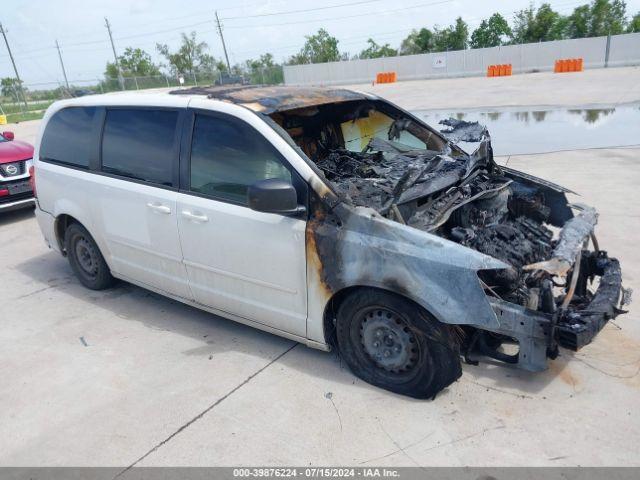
(55, 40, 70, 92)
(104, 17, 124, 90)
(0, 22, 28, 108)
(215, 11, 232, 73)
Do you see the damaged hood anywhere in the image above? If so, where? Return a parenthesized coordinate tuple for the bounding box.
(345, 205, 511, 272)
(317, 117, 495, 218)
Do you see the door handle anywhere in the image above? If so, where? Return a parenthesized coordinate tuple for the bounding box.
(146, 202, 171, 215)
(181, 210, 209, 223)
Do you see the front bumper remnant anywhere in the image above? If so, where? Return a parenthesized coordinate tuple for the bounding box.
(556, 254, 629, 350)
(486, 252, 628, 372)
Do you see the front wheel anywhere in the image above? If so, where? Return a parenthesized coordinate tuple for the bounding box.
(335, 289, 462, 399)
(65, 223, 115, 290)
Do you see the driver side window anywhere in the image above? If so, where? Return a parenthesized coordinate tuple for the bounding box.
(190, 113, 291, 205)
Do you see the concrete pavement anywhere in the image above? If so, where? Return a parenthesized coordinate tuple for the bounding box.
(346, 66, 640, 111)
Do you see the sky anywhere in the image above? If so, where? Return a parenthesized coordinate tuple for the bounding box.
(1, 0, 639, 87)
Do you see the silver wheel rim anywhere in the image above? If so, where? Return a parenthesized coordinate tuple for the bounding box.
(75, 237, 98, 277)
(359, 308, 419, 372)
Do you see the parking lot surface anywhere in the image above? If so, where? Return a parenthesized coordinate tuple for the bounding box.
(2, 69, 639, 467)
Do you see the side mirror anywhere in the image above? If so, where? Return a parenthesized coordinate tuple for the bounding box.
(248, 178, 301, 215)
(3, 131, 14, 141)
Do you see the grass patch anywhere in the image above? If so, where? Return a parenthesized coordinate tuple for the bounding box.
(1, 100, 54, 115)
(5, 110, 45, 123)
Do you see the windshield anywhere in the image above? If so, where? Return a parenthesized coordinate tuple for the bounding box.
(268, 99, 488, 212)
(269, 99, 449, 160)
(341, 109, 427, 152)
(0, 134, 7, 143)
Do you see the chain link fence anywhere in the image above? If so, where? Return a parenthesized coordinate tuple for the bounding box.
(0, 65, 284, 124)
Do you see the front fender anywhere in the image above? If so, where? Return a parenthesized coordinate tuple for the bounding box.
(309, 205, 508, 331)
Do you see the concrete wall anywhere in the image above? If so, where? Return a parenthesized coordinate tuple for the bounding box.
(284, 32, 640, 86)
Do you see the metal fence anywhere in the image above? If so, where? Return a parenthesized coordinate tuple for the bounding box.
(0, 66, 284, 123)
(283, 32, 640, 86)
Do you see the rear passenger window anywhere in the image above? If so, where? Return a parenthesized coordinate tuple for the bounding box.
(190, 114, 291, 204)
(101, 109, 178, 186)
(40, 107, 96, 168)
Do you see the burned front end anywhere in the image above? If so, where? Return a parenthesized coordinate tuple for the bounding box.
(268, 95, 630, 372)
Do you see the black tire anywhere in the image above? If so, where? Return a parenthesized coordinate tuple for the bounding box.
(65, 223, 115, 290)
(335, 288, 462, 399)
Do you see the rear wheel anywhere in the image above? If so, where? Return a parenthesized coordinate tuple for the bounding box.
(335, 289, 462, 399)
(65, 223, 115, 290)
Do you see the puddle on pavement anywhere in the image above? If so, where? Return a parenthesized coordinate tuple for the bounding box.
(414, 103, 640, 156)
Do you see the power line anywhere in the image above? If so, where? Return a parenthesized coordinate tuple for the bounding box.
(0, 0, 453, 58)
(47, 0, 384, 46)
(2, 0, 386, 54)
(0, 0, 611, 85)
(0, 0, 592, 62)
(221, 0, 385, 20)
(224, 0, 454, 29)
(232, 27, 411, 56)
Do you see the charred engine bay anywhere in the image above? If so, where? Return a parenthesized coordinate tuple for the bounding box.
(271, 100, 601, 315)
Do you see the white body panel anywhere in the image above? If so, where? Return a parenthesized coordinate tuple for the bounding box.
(92, 176, 191, 299)
(33, 91, 327, 347)
(177, 192, 307, 336)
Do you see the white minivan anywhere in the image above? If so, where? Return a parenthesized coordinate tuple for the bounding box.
(34, 85, 627, 398)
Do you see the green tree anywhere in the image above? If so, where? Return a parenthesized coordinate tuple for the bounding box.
(628, 12, 640, 31)
(567, 5, 591, 38)
(358, 38, 398, 59)
(400, 28, 434, 55)
(511, 4, 536, 43)
(532, 3, 566, 41)
(244, 53, 283, 84)
(1, 77, 24, 102)
(288, 28, 340, 64)
(512, 3, 566, 43)
(245, 53, 277, 72)
(470, 13, 512, 48)
(588, 0, 627, 36)
(105, 48, 160, 79)
(157, 32, 220, 74)
(433, 17, 469, 51)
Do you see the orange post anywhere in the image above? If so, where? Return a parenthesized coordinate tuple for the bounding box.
(375, 72, 397, 84)
(487, 64, 512, 77)
(554, 58, 583, 73)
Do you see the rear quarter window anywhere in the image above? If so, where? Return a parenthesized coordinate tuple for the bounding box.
(40, 107, 97, 167)
(101, 109, 179, 187)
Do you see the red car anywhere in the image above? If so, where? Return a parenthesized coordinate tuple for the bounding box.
(0, 130, 35, 212)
